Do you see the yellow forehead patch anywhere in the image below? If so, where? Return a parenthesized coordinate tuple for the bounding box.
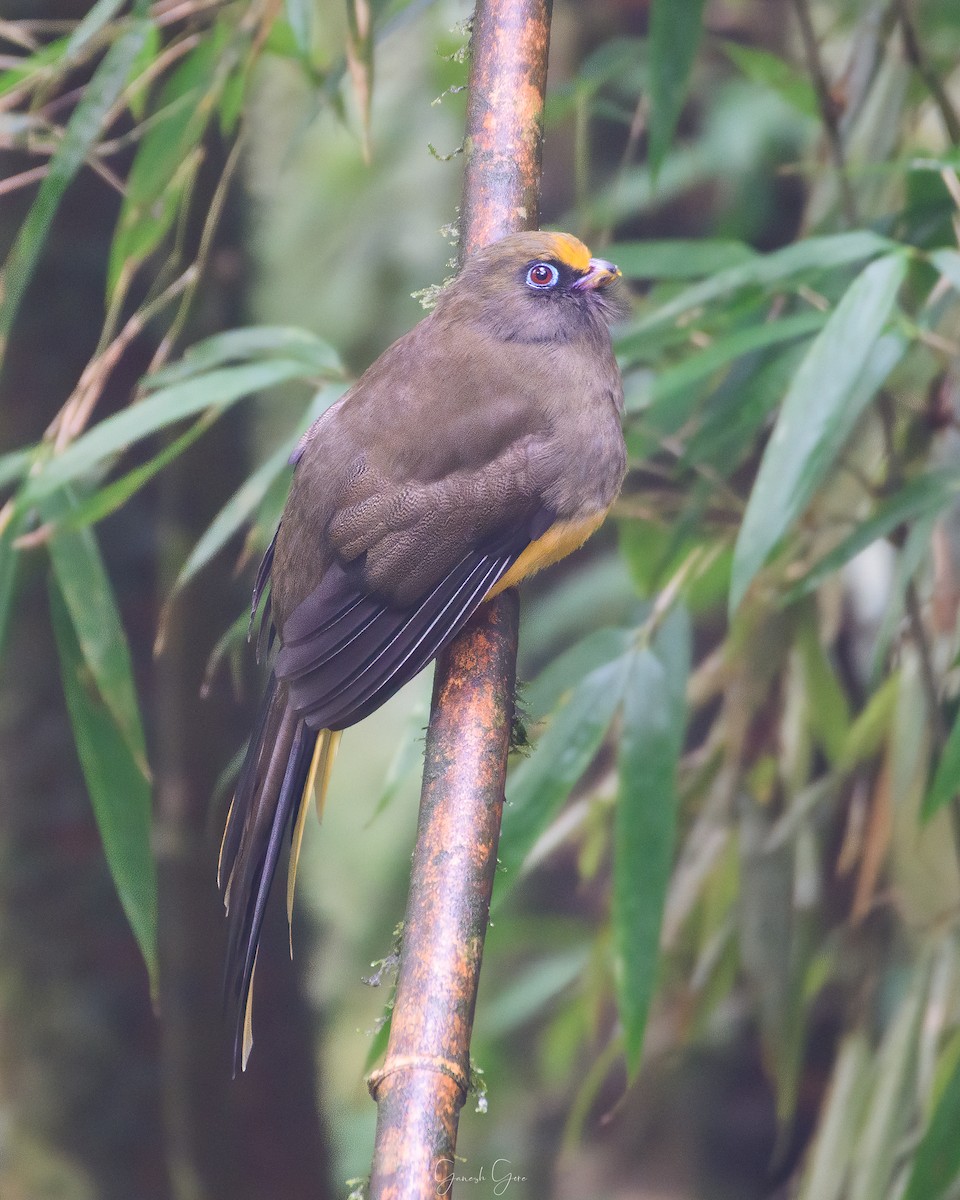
(542, 233, 591, 273)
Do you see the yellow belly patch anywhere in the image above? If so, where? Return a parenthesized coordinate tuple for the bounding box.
(487, 510, 609, 598)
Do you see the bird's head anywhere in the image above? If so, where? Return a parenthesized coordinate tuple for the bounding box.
(438, 231, 629, 344)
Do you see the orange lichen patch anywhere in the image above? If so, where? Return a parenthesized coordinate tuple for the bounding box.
(542, 231, 592, 273)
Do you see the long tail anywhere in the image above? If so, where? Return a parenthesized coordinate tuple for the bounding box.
(218, 672, 340, 1073)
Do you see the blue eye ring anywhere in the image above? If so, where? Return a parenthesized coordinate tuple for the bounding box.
(525, 262, 560, 290)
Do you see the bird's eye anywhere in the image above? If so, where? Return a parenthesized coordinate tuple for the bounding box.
(525, 262, 560, 290)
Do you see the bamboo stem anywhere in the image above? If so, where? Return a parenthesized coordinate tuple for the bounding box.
(366, 1, 552, 1195)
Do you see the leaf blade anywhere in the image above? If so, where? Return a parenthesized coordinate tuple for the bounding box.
(613, 607, 690, 1075)
(730, 254, 909, 611)
(494, 653, 634, 905)
(647, 0, 708, 176)
(47, 494, 148, 770)
(19, 359, 311, 506)
(0, 10, 151, 355)
(49, 580, 157, 991)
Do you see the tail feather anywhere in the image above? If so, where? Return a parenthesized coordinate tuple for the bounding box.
(219, 674, 339, 1073)
(285, 728, 341, 947)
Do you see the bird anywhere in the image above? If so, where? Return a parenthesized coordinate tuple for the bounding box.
(218, 230, 627, 1072)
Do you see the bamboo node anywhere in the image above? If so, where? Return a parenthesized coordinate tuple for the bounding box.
(366, 1055, 470, 1102)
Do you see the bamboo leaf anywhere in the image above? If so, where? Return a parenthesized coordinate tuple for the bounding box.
(848, 968, 928, 1200)
(606, 239, 756, 281)
(797, 1032, 873, 1200)
(902, 1049, 960, 1200)
(64, 0, 128, 60)
(922, 708, 960, 821)
(614, 606, 690, 1075)
(635, 310, 826, 400)
(46, 494, 148, 771)
(285, 0, 314, 57)
(930, 248, 960, 294)
(0, 517, 23, 665)
(494, 653, 634, 903)
(482, 947, 592, 1039)
(795, 602, 851, 765)
(731, 255, 909, 612)
(0, 7, 152, 357)
(19, 359, 310, 507)
(107, 26, 225, 294)
(524, 627, 633, 721)
(0, 446, 33, 492)
(60, 415, 213, 531)
(625, 231, 896, 338)
(721, 42, 819, 118)
(784, 468, 960, 603)
(647, 0, 707, 176)
(146, 326, 344, 388)
(49, 581, 157, 992)
(170, 381, 346, 595)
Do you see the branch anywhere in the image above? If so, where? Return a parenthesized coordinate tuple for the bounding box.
(366, 1, 552, 1195)
(791, 0, 859, 227)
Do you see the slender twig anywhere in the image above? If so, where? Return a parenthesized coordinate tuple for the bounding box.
(366, 2, 551, 1194)
(51, 268, 197, 452)
(144, 137, 243, 379)
(791, 0, 859, 227)
(896, 0, 960, 145)
(0, 165, 49, 199)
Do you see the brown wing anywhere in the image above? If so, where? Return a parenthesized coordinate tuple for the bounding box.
(268, 341, 560, 729)
(274, 504, 552, 731)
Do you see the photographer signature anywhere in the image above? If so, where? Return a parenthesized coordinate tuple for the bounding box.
(436, 1157, 527, 1196)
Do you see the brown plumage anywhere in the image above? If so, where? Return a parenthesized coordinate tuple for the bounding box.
(218, 231, 627, 1071)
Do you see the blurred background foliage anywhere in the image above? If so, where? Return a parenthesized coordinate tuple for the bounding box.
(2, 0, 960, 1197)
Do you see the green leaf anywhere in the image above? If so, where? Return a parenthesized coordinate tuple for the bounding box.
(795, 602, 850, 764)
(684, 340, 808, 474)
(169, 381, 346, 596)
(836, 672, 899, 773)
(637, 310, 826, 401)
(46, 494, 148, 771)
(19, 359, 311, 507)
(606, 239, 757, 281)
(647, 0, 707, 176)
(614, 607, 690, 1075)
(871, 514, 934, 684)
(107, 26, 225, 294)
(59, 415, 213, 532)
(0, 446, 33, 492)
(49, 581, 157, 992)
(495, 653, 634, 904)
(796, 1032, 873, 1200)
(730, 254, 909, 612)
(721, 42, 818, 118)
(930, 247, 960, 294)
(0, 37, 71, 99)
(625, 231, 896, 338)
(848, 967, 928, 1200)
(64, 0, 128, 60)
(0, 10, 152, 357)
(902, 1051, 960, 1200)
(524, 627, 633, 721)
(176, 442, 292, 596)
(285, 0, 314, 57)
(481, 947, 591, 1038)
(146, 326, 343, 389)
(922, 707, 960, 821)
(784, 468, 960, 603)
(0, 516, 23, 665)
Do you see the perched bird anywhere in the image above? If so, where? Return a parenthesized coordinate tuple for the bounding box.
(218, 230, 627, 1071)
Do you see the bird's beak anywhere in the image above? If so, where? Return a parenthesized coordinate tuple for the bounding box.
(573, 258, 622, 291)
